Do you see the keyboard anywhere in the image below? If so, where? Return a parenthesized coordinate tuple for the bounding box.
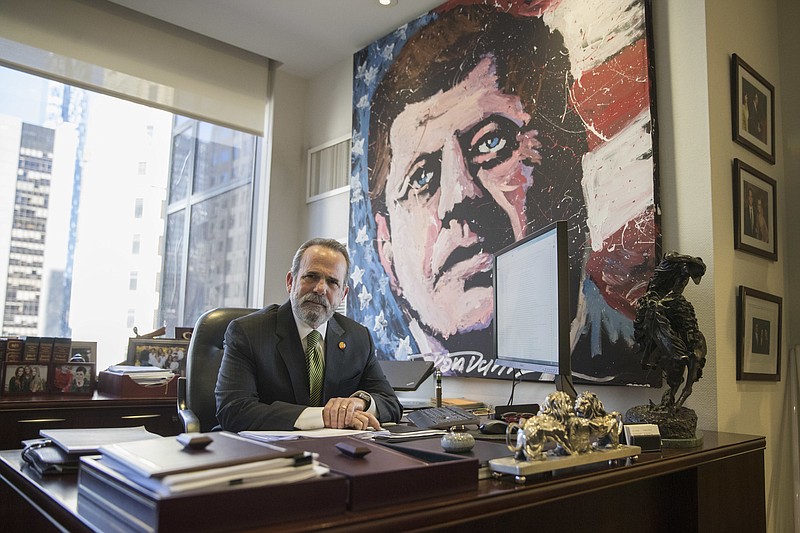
(406, 406, 480, 429)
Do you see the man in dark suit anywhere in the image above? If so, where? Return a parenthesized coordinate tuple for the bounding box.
(215, 238, 402, 432)
(744, 185, 756, 238)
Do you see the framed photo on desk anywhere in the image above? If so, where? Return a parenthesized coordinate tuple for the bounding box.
(68, 340, 97, 364)
(3, 363, 49, 395)
(126, 338, 189, 376)
(50, 362, 95, 395)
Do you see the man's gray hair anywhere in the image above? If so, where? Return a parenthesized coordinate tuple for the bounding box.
(291, 238, 351, 279)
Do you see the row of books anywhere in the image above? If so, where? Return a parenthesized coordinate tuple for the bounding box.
(0, 336, 73, 364)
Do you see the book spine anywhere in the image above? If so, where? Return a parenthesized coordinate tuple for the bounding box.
(52, 338, 72, 363)
(0, 338, 5, 396)
(38, 338, 54, 363)
(6, 339, 23, 362)
(22, 337, 40, 362)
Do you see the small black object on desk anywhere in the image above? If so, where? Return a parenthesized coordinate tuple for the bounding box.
(478, 420, 509, 435)
(493, 403, 540, 421)
(335, 441, 371, 458)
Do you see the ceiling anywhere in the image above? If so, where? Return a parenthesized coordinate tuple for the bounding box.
(108, 0, 444, 79)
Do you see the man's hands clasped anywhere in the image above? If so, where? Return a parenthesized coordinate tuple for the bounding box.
(323, 397, 381, 430)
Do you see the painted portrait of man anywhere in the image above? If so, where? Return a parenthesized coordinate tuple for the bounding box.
(348, 0, 659, 385)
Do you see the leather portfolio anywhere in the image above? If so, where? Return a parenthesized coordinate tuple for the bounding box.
(281, 436, 477, 511)
(98, 432, 301, 478)
(97, 370, 178, 398)
(77, 455, 348, 532)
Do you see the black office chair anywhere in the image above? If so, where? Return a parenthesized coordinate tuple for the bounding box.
(177, 307, 258, 433)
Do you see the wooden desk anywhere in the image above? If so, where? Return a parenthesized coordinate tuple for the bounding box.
(0, 393, 182, 450)
(0, 431, 765, 533)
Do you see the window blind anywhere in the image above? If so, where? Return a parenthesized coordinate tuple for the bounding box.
(0, 0, 271, 135)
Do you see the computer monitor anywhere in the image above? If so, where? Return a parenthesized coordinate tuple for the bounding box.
(493, 220, 576, 398)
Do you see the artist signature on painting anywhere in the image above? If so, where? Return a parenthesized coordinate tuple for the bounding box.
(419, 351, 524, 378)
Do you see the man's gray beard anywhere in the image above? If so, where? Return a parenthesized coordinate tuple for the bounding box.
(291, 294, 334, 328)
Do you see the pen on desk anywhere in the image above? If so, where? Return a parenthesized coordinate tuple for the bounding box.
(435, 369, 442, 408)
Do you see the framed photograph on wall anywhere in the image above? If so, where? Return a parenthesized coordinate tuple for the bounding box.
(126, 338, 189, 376)
(737, 286, 782, 381)
(733, 159, 777, 260)
(731, 54, 775, 164)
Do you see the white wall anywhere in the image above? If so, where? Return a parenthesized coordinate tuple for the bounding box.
(779, 0, 800, 347)
(304, 58, 354, 244)
(778, 0, 800, 522)
(262, 69, 307, 304)
(277, 1, 796, 529)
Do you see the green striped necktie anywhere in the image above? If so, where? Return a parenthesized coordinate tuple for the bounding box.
(305, 330, 324, 406)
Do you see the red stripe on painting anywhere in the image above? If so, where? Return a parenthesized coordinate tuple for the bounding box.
(572, 39, 651, 151)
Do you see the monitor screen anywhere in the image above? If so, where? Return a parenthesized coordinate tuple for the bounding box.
(493, 220, 575, 396)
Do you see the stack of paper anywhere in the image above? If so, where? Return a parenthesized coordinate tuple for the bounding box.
(40, 425, 162, 454)
(240, 428, 391, 443)
(374, 424, 446, 442)
(97, 432, 325, 496)
(104, 365, 175, 385)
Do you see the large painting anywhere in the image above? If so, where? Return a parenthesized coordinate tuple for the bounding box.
(348, 0, 660, 386)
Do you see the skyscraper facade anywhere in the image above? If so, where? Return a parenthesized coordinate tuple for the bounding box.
(0, 122, 55, 336)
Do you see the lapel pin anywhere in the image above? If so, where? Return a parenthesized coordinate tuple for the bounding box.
(339, 341, 346, 350)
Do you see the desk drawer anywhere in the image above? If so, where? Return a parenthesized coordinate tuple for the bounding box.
(0, 404, 181, 449)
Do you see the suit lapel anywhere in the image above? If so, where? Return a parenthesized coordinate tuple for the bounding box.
(275, 302, 310, 405)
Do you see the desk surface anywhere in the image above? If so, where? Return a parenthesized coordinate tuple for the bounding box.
(0, 392, 176, 408)
(0, 430, 766, 533)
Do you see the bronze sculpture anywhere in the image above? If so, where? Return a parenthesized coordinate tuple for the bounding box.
(627, 252, 707, 439)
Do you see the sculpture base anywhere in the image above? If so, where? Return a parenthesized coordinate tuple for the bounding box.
(662, 430, 704, 449)
(624, 404, 698, 439)
(489, 445, 641, 483)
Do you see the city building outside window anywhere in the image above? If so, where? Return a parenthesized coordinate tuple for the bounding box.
(0, 66, 257, 370)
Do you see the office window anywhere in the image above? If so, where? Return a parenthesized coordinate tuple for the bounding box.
(0, 66, 258, 370)
(307, 136, 350, 202)
(158, 119, 255, 333)
(134, 198, 144, 219)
